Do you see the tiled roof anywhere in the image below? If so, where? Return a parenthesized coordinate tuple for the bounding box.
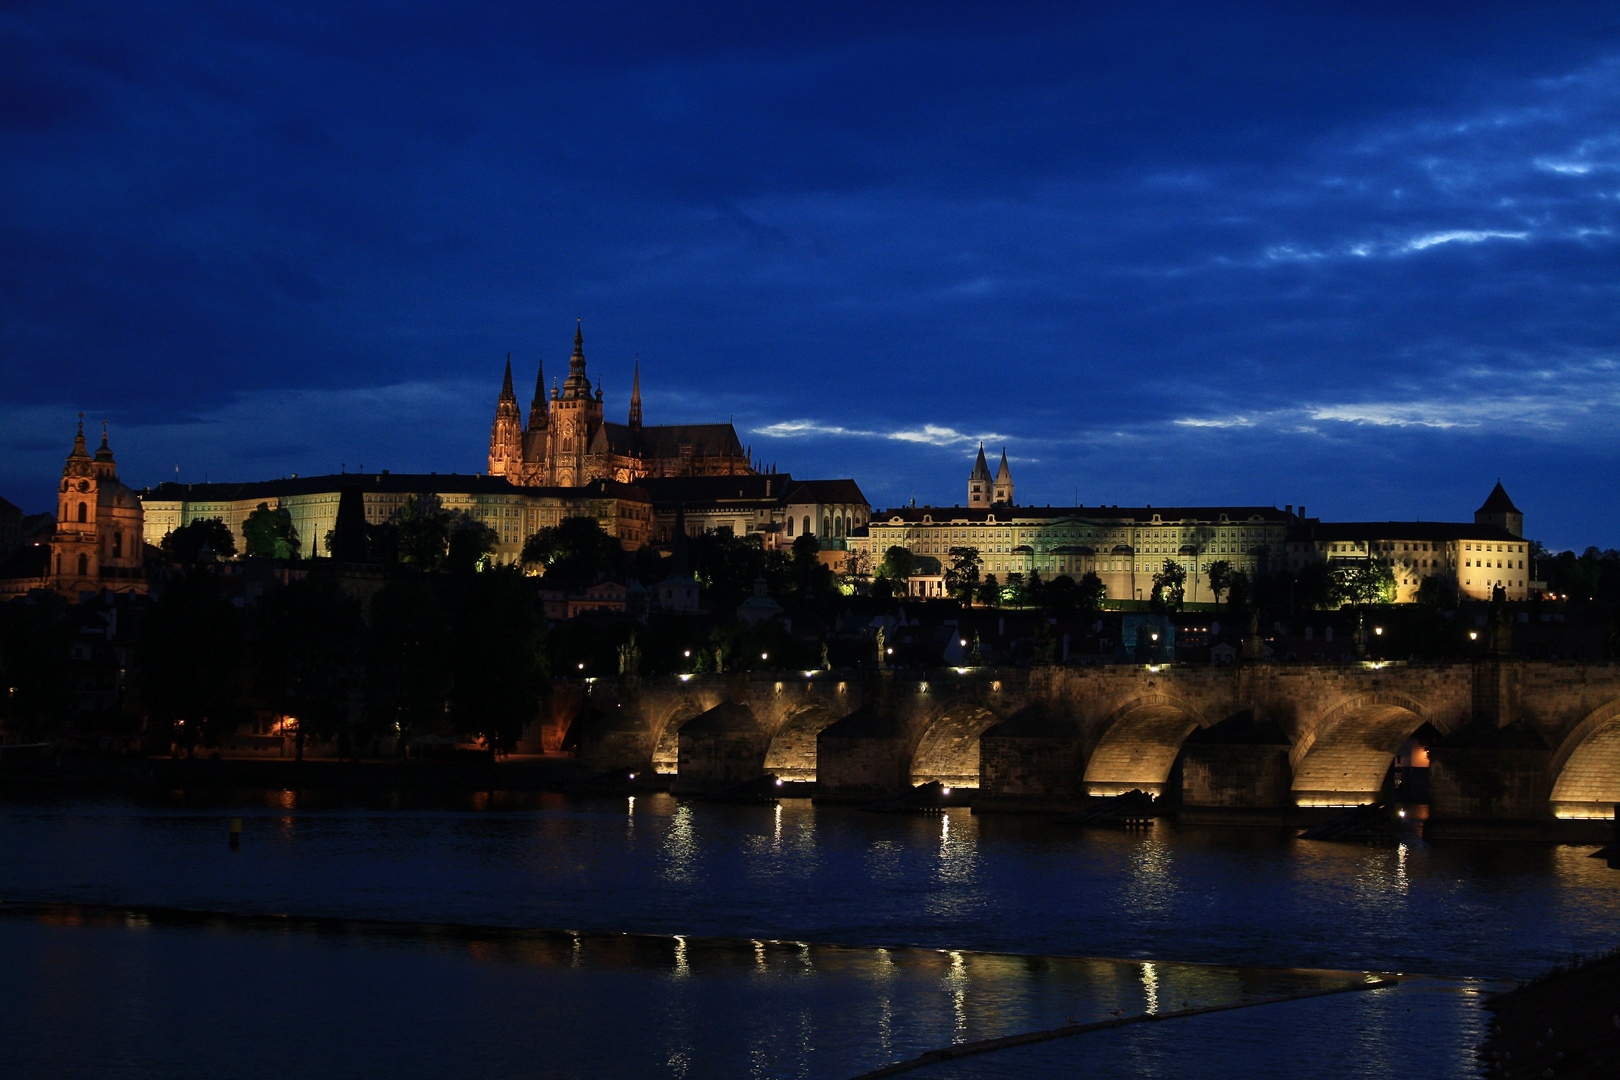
(141, 473, 649, 502)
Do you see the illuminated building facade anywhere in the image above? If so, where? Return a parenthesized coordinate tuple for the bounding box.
(141, 473, 653, 565)
(853, 452, 1531, 605)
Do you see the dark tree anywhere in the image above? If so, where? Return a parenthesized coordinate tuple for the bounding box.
(398, 496, 451, 569)
(139, 569, 249, 755)
(364, 575, 451, 748)
(976, 573, 1000, 608)
(162, 518, 236, 563)
(1206, 559, 1233, 608)
(1075, 570, 1107, 613)
(523, 515, 624, 582)
(444, 566, 545, 752)
(0, 594, 74, 740)
(253, 576, 365, 758)
(945, 547, 981, 604)
(446, 516, 499, 574)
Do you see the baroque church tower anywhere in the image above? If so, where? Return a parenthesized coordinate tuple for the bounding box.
(53, 416, 145, 596)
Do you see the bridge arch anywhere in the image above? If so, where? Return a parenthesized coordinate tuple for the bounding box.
(763, 703, 841, 782)
(651, 696, 711, 775)
(909, 699, 1005, 788)
(1291, 692, 1437, 807)
(1549, 697, 1620, 819)
(1082, 693, 1212, 797)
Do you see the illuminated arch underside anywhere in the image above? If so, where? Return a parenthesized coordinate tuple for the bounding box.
(1083, 704, 1199, 797)
(1291, 703, 1424, 807)
(1551, 715, 1620, 819)
(909, 705, 1001, 788)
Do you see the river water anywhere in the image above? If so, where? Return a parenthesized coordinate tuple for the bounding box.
(1, 788, 1615, 1078)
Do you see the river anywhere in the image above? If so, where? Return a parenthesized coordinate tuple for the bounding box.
(1, 788, 1614, 1078)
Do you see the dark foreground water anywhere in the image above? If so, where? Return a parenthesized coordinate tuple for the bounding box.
(0, 788, 1614, 1079)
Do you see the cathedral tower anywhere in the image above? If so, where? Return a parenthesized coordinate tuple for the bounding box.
(551, 320, 603, 486)
(488, 356, 524, 478)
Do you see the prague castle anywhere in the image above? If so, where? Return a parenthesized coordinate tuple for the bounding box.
(488, 322, 753, 486)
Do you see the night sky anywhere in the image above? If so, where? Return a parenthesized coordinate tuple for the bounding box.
(4, 3, 1619, 550)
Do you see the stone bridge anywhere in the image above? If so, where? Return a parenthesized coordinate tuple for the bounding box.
(558, 660, 1620, 823)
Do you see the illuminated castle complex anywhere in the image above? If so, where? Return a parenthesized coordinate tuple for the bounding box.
(488, 322, 754, 486)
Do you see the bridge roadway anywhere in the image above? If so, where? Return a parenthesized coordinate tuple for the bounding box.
(556, 660, 1620, 823)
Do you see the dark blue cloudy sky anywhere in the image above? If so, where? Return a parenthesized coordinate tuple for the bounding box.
(4, 2, 1619, 549)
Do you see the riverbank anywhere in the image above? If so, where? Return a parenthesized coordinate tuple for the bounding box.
(0, 751, 592, 791)
(1481, 949, 1620, 1078)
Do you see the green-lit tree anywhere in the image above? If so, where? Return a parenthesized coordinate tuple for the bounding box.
(879, 545, 916, 583)
(1151, 559, 1186, 612)
(242, 503, 300, 559)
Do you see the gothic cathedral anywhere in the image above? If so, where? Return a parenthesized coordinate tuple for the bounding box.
(488, 322, 754, 487)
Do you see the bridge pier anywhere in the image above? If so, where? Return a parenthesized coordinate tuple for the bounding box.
(975, 706, 1085, 813)
(1178, 743, 1294, 822)
(813, 705, 911, 802)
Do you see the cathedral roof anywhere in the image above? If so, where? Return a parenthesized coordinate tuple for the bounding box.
(1476, 480, 1521, 516)
(591, 421, 746, 460)
(995, 448, 1012, 481)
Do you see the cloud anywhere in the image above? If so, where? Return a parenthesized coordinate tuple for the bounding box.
(1399, 229, 1529, 252)
(751, 419, 1007, 448)
(753, 419, 876, 438)
(887, 424, 1004, 447)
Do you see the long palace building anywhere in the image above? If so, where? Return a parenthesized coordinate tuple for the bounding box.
(851, 446, 1531, 605)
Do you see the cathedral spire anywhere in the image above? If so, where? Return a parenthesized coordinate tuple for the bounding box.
(993, 447, 1014, 506)
(529, 353, 548, 430)
(94, 419, 115, 464)
(71, 413, 89, 459)
(967, 442, 992, 508)
(500, 354, 516, 401)
(629, 355, 643, 427)
(561, 318, 592, 400)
